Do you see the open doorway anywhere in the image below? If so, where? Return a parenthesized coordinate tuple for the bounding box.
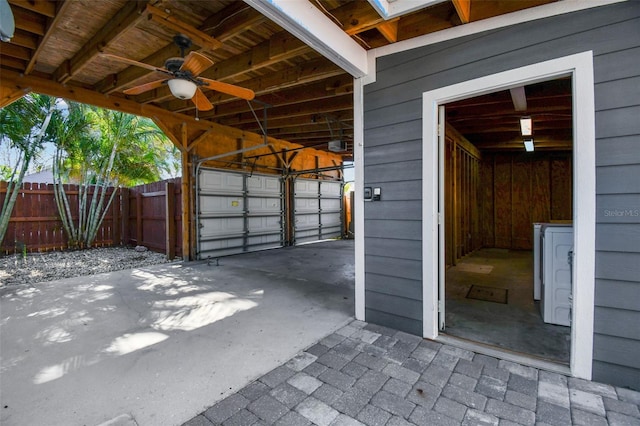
(441, 78, 573, 363)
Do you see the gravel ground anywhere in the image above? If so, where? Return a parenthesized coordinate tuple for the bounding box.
(0, 247, 180, 287)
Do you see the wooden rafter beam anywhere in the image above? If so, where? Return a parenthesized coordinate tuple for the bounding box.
(452, 0, 471, 23)
(8, 0, 55, 18)
(24, 0, 72, 75)
(11, 5, 46, 35)
(146, 4, 224, 52)
(0, 84, 30, 108)
(94, 3, 262, 94)
(53, 0, 149, 83)
(376, 20, 399, 43)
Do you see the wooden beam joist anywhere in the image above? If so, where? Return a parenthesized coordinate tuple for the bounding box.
(376, 20, 399, 43)
(0, 84, 30, 108)
(452, 0, 472, 23)
(146, 4, 224, 52)
(25, 0, 73, 75)
(8, 0, 56, 18)
(53, 0, 149, 83)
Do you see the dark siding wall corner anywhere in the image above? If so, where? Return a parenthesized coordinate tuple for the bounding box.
(363, 1, 640, 389)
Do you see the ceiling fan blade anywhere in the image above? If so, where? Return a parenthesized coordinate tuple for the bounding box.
(192, 88, 213, 111)
(180, 52, 214, 77)
(123, 79, 166, 95)
(199, 78, 255, 101)
(99, 53, 172, 76)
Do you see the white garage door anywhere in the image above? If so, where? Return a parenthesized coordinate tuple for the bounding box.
(197, 168, 284, 259)
(293, 178, 343, 244)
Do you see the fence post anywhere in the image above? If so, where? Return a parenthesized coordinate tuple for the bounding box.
(136, 192, 143, 247)
(121, 188, 129, 246)
(112, 187, 121, 246)
(166, 181, 176, 260)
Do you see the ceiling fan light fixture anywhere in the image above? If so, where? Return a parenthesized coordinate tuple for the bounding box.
(168, 78, 197, 99)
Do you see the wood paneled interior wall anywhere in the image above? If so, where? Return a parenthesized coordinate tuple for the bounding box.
(481, 152, 573, 250)
(445, 124, 482, 266)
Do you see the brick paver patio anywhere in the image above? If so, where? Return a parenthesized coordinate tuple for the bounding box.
(183, 320, 640, 426)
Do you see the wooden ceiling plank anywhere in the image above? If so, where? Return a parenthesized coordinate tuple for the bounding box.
(324, 1, 384, 35)
(1, 43, 32, 61)
(146, 4, 224, 52)
(8, 0, 56, 18)
(7, 30, 38, 49)
(11, 5, 46, 35)
(24, 0, 72, 75)
(54, 0, 149, 83)
(452, 0, 472, 24)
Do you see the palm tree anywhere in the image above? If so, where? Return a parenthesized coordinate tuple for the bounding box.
(0, 94, 57, 246)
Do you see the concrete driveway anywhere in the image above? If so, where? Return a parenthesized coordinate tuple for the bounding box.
(0, 240, 354, 426)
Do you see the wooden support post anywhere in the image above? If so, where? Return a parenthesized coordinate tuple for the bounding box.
(166, 181, 176, 260)
(136, 192, 143, 246)
(181, 138, 192, 260)
(121, 188, 130, 246)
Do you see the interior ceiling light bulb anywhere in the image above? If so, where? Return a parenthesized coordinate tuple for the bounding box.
(524, 139, 535, 152)
(520, 117, 532, 136)
(168, 78, 197, 100)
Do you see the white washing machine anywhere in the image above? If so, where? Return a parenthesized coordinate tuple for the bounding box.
(539, 224, 573, 326)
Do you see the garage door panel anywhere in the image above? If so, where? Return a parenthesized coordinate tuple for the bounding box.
(198, 168, 284, 259)
(294, 178, 343, 244)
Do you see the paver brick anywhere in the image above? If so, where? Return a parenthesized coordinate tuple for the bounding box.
(570, 388, 606, 416)
(608, 411, 640, 426)
(504, 390, 536, 411)
(418, 339, 443, 352)
(354, 352, 388, 371)
(259, 365, 296, 388)
(507, 373, 537, 397)
(333, 340, 362, 361)
(617, 387, 640, 405)
(455, 358, 484, 379)
(383, 377, 413, 397)
(357, 404, 392, 426)
(270, 382, 308, 408)
(476, 375, 507, 400)
(306, 343, 330, 357)
(604, 396, 640, 418)
(350, 320, 367, 329)
(448, 372, 478, 390)
(336, 325, 359, 338)
(313, 383, 344, 406)
(422, 364, 453, 387)
(354, 369, 389, 396)
(330, 413, 366, 426)
(406, 381, 440, 409)
(373, 335, 398, 350)
(384, 347, 412, 365)
(318, 351, 351, 370)
(411, 346, 437, 364)
(342, 361, 369, 379)
(286, 352, 318, 372)
(537, 381, 569, 408)
(462, 409, 499, 426)
(486, 398, 535, 426)
(386, 416, 415, 426)
(371, 390, 416, 418)
(351, 328, 382, 344)
(571, 408, 608, 426)
(442, 384, 487, 410)
(303, 361, 328, 377)
(222, 409, 258, 426)
(274, 410, 312, 426)
(321, 333, 347, 348)
(472, 353, 499, 370)
(204, 394, 250, 423)
(239, 381, 270, 402)
(247, 394, 289, 423)
(538, 370, 568, 387)
(296, 396, 340, 426)
(182, 415, 213, 426)
(434, 396, 467, 421)
(431, 351, 460, 370)
(287, 372, 323, 395)
(498, 360, 538, 381)
(383, 363, 421, 385)
(440, 345, 474, 361)
(535, 400, 570, 426)
(569, 377, 617, 399)
(394, 338, 420, 355)
(319, 367, 357, 391)
(402, 358, 429, 374)
(482, 366, 510, 382)
(333, 387, 371, 417)
(411, 405, 460, 426)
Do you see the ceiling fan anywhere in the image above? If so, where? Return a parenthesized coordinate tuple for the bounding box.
(100, 34, 255, 111)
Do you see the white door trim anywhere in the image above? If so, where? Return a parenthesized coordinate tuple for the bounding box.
(421, 51, 596, 379)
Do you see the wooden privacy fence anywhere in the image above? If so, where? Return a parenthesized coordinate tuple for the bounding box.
(0, 179, 182, 258)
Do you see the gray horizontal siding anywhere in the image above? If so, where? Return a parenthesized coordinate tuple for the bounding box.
(365, 308, 422, 336)
(366, 291, 422, 321)
(365, 274, 422, 300)
(594, 306, 640, 341)
(363, 1, 640, 388)
(366, 238, 422, 261)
